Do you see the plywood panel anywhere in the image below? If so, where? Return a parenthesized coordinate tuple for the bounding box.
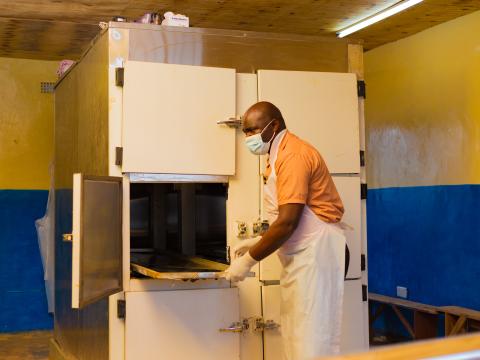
(1, 1, 479, 59)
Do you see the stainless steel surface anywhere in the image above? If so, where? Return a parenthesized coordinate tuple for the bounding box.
(111, 22, 350, 74)
(217, 118, 243, 128)
(62, 234, 73, 242)
(54, 31, 110, 360)
(78, 176, 123, 308)
(129, 173, 229, 183)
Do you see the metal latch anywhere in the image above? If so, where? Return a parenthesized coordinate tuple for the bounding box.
(217, 117, 242, 128)
(252, 219, 269, 236)
(255, 318, 280, 332)
(62, 233, 73, 242)
(237, 221, 248, 238)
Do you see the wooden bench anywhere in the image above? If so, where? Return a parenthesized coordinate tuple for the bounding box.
(441, 306, 480, 336)
(369, 293, 440, 340)
(369, 293, 480, 340)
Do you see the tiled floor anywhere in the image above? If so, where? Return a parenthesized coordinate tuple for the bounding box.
(0, 331, 51, 360)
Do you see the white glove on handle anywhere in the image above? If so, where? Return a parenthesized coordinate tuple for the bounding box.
(230, 236, 261, 260)
(225, 252, 258, 282)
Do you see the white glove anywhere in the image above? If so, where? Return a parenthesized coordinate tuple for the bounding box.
(225, 252, 258, 282)
(230, 236, 261, 260)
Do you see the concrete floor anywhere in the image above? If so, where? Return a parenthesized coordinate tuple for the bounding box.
(0, 331, 51, 360)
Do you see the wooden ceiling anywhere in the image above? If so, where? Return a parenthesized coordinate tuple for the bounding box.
(1, 0, 479, 60)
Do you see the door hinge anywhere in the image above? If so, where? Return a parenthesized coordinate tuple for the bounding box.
(361, 254, 366, 271)
(115, 147, 123, 166)
(115, 67, 124, 87)
(357, 80, 366, 98)
(361, 183, 368, 200)
(360, 150, 365, 167)
(117, 299, 126, 319)
(362, 285, 368, 302)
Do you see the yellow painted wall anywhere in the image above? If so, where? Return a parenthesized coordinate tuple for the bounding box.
(0, 57, 58, 190)
(365, 10, 480, 189)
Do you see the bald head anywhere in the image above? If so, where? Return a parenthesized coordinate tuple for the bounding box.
(242, 101, 286, 137)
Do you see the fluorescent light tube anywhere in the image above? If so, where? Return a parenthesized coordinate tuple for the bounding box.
(337, 0, 424, 38)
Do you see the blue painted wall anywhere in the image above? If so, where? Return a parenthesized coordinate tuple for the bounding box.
(0, 190, 53, 332)
(367, 185, 480, 311)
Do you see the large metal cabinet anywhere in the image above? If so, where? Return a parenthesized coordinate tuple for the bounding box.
(53, 22, 368, 360)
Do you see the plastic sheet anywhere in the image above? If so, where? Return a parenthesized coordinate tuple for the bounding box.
(35, 163, 55, 313)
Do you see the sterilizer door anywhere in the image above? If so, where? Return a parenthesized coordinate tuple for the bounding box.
(121, 61, 236, 175)
(69, 174, 123, 309)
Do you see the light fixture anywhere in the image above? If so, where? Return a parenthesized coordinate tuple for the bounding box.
(337, 0, 424, 38)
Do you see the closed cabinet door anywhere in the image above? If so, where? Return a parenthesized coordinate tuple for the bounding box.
(125, 288, 241, 360)
(122, 61, 236, 175)
(261, 280, 367, 359)
(257, 70, 360, 174)
(70, 174, 123, 309)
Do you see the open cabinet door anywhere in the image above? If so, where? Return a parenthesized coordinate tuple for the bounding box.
(71, 174, 123, 309)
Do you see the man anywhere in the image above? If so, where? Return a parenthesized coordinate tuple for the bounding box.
(225, 101, 348, 360)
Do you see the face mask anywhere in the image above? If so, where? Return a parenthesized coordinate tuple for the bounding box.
(245, 120, 276, 155)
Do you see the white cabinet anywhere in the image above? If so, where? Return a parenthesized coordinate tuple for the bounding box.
(125, 288, 240, 360)
(257, 70, 360, 174)
(122, 62, 236, 175)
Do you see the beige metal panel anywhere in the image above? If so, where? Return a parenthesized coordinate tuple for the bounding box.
(54, 30, 110, 360)
(108, 27, 129, 177)
(71, 174, 123, 309)
(122, 61, 236, 175)
(259, 176, 361, 280)
(341, 280, 369, 353)
(228, 73, 263, 360)
(126, 24, 349, 73)
(125, 288, 240, 360)
(262, 285, 283, 360)
(257, 70, 360, 174)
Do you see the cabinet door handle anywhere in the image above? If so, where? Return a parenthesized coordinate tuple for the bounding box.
(219, 321, 244, 333)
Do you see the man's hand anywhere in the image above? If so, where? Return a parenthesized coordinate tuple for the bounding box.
(225, 252, 258, 282)
(230, 236, 262, 260)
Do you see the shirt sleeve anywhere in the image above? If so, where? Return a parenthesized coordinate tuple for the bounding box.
(276, 152, 311, 205)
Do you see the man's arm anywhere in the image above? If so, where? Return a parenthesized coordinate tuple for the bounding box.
(249, 203, 304, 261)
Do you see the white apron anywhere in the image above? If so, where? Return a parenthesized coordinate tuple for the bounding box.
(264, 131, 346, 360)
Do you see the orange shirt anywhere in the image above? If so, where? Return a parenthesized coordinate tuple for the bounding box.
(265, 131, 344, 223)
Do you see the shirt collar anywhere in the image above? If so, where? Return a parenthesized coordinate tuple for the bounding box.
(268, 129, 287, 159)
